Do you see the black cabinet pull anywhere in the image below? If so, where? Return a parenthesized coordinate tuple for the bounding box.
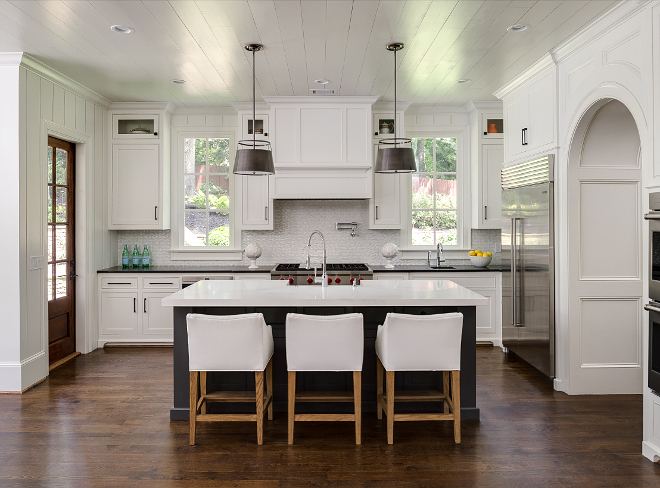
(144, 298, 147, 313)
(149, 282, 174, 285)
(155, 206, 158, 220)
(133, 298, 136, 313)
(522, 127, 528, 146)
(108, 282, 132, 285)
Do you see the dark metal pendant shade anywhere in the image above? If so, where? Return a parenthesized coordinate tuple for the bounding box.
(375, 42, 416, 173)
(234, 43, 275, 176)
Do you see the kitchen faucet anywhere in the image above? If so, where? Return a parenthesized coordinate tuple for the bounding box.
(427, 242, 446, 268)
(306, 230, 327, 287)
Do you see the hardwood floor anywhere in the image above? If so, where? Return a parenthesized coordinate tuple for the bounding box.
(0, 347, 658, 487)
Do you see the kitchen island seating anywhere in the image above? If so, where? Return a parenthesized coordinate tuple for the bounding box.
(187, 313, 274, 446)
(375, 312, 463, 444)
(285, 313, 364, 445)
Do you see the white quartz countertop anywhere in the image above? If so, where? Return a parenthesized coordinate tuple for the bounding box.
(161, 279, 488, 307)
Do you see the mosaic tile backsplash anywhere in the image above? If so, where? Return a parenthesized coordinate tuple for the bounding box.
(117, 200, 501, 268)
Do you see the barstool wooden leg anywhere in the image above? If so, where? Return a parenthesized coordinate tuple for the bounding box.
(386, 370, 395, 445)
(452, 370, 461, 444)
(189, 371, 198, 446)
(255, 371, 264, 445)
(200, 371, 207, 414)
(288, 371, 296, 445)
(376, 357, 384, 420)
(266, 358, 273, 420)
(353, 371, 362, 445)
(442, 371, 450, 414)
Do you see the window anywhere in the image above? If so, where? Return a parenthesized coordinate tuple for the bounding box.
(410, 137, 460, 247)
(182, 137, 232, 247)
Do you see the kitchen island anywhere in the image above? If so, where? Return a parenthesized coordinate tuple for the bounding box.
(162, 279, 488, 421)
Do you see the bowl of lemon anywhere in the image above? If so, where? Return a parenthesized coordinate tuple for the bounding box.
(469, 250, 492, 267)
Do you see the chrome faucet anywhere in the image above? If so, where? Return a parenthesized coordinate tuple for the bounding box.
(427, 242, 446, 268)
(306, 230, 327, 287)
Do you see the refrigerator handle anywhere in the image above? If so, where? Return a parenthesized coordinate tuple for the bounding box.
(511, 218, 516, 326)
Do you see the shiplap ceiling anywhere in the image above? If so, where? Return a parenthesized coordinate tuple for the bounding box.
(0, 0, 619, 107)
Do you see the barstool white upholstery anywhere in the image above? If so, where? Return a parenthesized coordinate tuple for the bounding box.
(375, 312, 463, 444)
(285, 313, 364, 445)
(187, 313, 274, 446)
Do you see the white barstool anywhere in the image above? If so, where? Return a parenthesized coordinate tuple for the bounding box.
(375, 312, 463, 444)
(187, 313, 274, 446)
(285, 313, 364, 445)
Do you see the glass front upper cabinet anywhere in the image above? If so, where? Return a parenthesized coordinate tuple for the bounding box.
(112, 114, 160, 139)
(482, 114, 503, 139)
(373, 113, 401, 139)
(241, 114, 269, 140)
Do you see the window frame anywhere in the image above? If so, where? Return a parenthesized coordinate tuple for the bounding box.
(402, 130, 470, 252)
(170, 129, 242, 260)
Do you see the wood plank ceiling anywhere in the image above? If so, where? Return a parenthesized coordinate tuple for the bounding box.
(0, 0, 618, 107)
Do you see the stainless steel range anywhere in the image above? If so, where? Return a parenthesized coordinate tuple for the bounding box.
(271, 263, 373, 285)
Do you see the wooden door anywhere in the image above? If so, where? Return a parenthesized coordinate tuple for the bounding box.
(47, 137, 76, 364)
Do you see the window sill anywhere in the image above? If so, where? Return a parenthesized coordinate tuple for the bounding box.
(169, 249, 243, 261)
(399, 249, 471, 260)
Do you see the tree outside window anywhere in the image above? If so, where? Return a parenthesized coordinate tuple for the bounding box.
(411, 137, 458, 246)
(183, 138, 231, 247)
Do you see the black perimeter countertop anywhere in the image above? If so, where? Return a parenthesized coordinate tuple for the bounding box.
(98, 264, 504, 273)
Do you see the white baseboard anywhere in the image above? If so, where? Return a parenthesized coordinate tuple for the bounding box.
(642, 441, 660, 463)
(0, 351, 47, 392)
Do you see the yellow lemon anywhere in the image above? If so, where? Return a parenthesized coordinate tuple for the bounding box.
(476, 252, 483, 257)
(487, 252, 493, 257)
(468, 251, 476, 256)
(474, 249, 482, 254)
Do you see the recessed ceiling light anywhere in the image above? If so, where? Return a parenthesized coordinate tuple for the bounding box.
(314, 79, 330, 85)
(457, 79, 471, 84)
(172, 79, 186, 85)
(111, 25, 134, 34)
(507, 23, 529, 33)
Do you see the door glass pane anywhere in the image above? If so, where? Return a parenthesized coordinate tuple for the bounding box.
(208, 175, 229, 209)
(195, 138, 207, 170)
(412, 138, 434, 172)
(184, 175, 205, 209)
(437, 211, 457, 245)
(47, 263, 53, 300)
(48, 225, 53, 261)
(183, 138, 197, 173)
(207, 138, 230, 172)
(412, 175, 433, 210)
(184, 211, 207, 247)
(55, 262, 67, 299)
(55, 225, 67, 260)
(209, 211, 230, 247)
(47, 187, 53, 223)
(435, 138, 456, 172)
(55, 148, 67, 185)
(412, 211, 434, 246)
(48, 147, 53, 184)
(435, 176, 457, 210)
(55, 188, 67, 223)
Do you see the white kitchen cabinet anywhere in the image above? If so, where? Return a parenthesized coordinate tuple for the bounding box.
(241, 113, 269, 140)
(108, 103, 172, 230)
(100, 292, 139, 336)
(142, 292, 175, 335)
(502, 69, 557, 162)
(468, 102, 504, 229)
(372, 112, 402, 139)
(374, 270, 502, 346)
(239, 174, 272, 230)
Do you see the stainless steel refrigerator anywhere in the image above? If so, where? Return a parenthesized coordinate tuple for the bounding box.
(501, 155, 555, 379)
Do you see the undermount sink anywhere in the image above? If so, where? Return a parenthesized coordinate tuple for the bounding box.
(428, 266, 456, 270)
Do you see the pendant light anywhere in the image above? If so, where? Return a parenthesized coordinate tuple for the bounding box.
(233, 44, 275, 175)
(375, 43, 416, 173)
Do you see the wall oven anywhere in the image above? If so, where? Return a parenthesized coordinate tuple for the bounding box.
(644, 192, 660, 393)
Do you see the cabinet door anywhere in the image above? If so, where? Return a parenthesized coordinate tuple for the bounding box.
(240, 175, 272, 230)
(242, 113, 269, 140)
(100, 292, 139, 335)
(472, 288, 498, 341)
(504, 94, 529, 161)
(111, 145, 160, 228)
(371, 173, 402, 228)
(142, 292, 174, 336)
(527, 78, 555, 150)
(481, 144, 503, 228)
(112, 114, 160, 140)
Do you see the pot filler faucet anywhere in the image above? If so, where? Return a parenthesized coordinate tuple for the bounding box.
(306, 230, 328, 287)
(427, 242, 446, 267)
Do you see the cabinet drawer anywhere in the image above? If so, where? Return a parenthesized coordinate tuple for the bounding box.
(101, 277, 138, 289)
(142, 277, 181, 289)
(410, 273, 497, 289)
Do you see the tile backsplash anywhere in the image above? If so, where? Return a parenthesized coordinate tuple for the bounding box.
(117, 200, 501, 268)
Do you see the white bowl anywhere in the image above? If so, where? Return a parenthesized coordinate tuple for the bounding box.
(470, 255, 492, 268)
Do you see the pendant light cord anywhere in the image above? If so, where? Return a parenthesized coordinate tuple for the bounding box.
(393, 46, 397, 148)
(252, 48, 256, 149)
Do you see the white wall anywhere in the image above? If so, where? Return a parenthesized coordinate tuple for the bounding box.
(0, 54, 113, 392)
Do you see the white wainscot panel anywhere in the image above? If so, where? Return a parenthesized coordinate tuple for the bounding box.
(300, 108, 342, 163)
(579, 298, 640, 367)
(603, 31, 641, 76)
(579, 181, 639, 279)
(565, 60, 594, 107)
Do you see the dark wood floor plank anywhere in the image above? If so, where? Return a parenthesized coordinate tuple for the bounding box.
(0, 347, 658, 488)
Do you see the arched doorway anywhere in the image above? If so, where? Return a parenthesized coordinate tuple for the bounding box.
(567, 99, 642, 394)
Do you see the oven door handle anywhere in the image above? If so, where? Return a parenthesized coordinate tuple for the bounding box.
(644, 303, 660, 313)
(644, 213, 660, 220)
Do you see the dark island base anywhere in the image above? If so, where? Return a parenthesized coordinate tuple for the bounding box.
(171, 305, 479, 421)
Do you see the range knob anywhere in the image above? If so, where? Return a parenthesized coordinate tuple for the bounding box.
(307, 277, 313, 284)
(359, 277, 363, 282)
(288, 278, 294, 285)
(279, 277, 285, 280)
(327, 277, 332, 284)
(350, 277, 355, 284)
(335, 278, 341, 284)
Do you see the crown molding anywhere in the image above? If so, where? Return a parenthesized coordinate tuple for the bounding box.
(465, 101, 503, 113)
(263, 95, 379, 105)
(0, 52, 25, 67)
(372, 101, 412, 112)
(493, 53, 557, 100)
(109, 101, 174, 113)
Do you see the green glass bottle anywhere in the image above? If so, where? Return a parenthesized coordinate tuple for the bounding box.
(141, 244, 150, 268)
(122, 244, 129, 269)
(132, 245, 140, 268)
